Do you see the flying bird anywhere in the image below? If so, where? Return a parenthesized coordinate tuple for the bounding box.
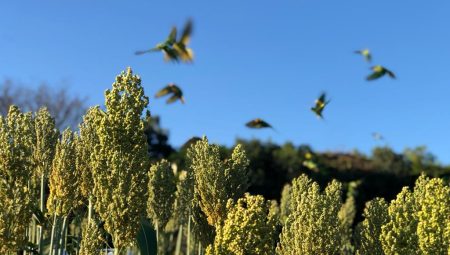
(135, 26, 180, 61)
(311, 92, 330, 119)
(173, 19, 194, 62)
(372, 132, 384, 141)
(182, 136, 202, 149)
(355, 49, 372, 62)
(155, 83, 185, 104)
(366, 65, 396, 81)
(135, 19, 194, 62)
(245, 118, 274, 130)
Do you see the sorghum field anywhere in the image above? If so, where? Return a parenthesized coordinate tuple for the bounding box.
(1, 2, 450, 255)
(1, 68, 449, 255)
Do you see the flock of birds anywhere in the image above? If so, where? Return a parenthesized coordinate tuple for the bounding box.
(135, 19, 396, 141)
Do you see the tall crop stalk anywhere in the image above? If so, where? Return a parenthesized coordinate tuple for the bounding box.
(90, 68, 150, 252)
(33, 107, 58, 253)
(0, 106, 35, 253)
(175, 225, 183, 255)
(187, 214, 191, 255)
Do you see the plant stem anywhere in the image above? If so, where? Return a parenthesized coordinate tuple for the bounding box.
(88, 196, 92, 223)
(58, 216, 68, 255)
(38, 173, 45, 253)
(175, 225, 183, 255)
(187, 214, 191, 255)
(49, 213, 57, 255)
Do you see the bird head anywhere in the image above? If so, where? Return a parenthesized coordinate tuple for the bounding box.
(372, 65, 383, 72)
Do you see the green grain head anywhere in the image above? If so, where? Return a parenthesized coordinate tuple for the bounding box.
(147, 159, 177, 230)
(0, 106, 35, 253)
(276, 175, 344, 255)
(33, 107, 58, 177)
(90, 68, 150, 251)
(207, 193, 278, 255)
(47, 128, 80, 216)
(355, 197, 389, 255)
(187, 137, 249, 227)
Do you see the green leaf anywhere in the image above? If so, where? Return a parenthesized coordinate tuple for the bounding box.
(31, 205, 47, 226)
(136, 218, 157, 255)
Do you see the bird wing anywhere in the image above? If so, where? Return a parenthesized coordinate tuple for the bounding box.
(163, 48, 180, 62)
(354, 49, 371, 62)
(170, 84, 182, 93)
(246, 120, 257, 128)
(260, 120, 272, 128)
(373, 132, 384, 140)
(166, 95, 181, 104)
(155, 86, 172, 98)
(182, 137, 202, 149)
(165, 27, 177, 45)
(318, 93, 327, 105)
(246, 119, 272, 129)
(173, 44, 194, 62)
(311, 107, 323, 118)
(366, 71, 384, 81)
(365, 53, 372, 62)
(179, 19, 193, 46)
(385, 69, 396, 79)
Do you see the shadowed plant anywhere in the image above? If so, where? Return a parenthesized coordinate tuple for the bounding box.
(0, 106, 35, 253)
(147, 159, 177, 253)
(187, 137, 250, 228)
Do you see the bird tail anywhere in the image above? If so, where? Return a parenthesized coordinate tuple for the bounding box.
(135, 48, 160, 55)
(135, 50, 150, 55)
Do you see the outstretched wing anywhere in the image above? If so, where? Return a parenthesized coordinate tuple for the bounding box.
(166, 94, 182, 104)
(182, 136, 202, 149)
(165, 27, 178, 45)
(173, 44, 194, 62)
(179, 19, 193, 46)
(385, 68, 396, 79)
(155, 86, 172, 98)
(246, 119, 257, 128)
(318, 92, 326, 104)
(259, 120, 272, 128)
(246, 119, 272, 129)
(366, 71, 384, 81)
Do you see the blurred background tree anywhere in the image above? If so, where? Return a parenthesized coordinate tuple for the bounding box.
(0, 80, 87, 129)
(143, 114, 175, 162)
(167, 136, 450, 227)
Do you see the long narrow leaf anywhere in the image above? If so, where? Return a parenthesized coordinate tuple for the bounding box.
(136, 218, 157, 255)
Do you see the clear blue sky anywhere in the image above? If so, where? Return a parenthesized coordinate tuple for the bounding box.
(1, 1, 450, 162)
